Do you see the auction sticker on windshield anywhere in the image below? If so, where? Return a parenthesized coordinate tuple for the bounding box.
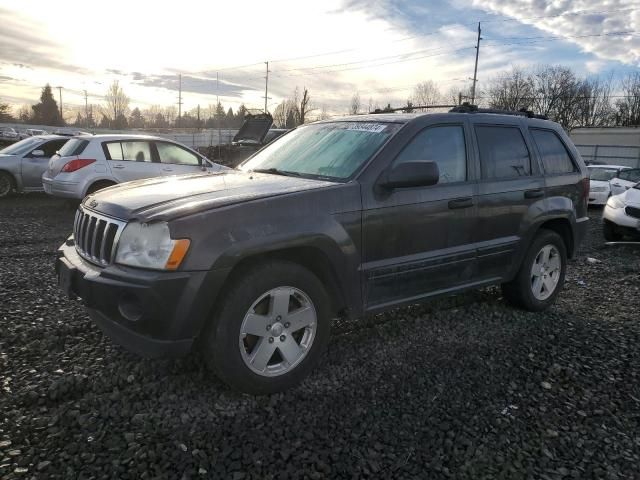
(341, 123, 387, 133)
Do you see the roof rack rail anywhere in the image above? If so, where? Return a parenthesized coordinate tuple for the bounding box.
(449, 102, 548, 120)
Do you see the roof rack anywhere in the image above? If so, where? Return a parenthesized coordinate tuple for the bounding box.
(449, 102, 548, 120)
(371, 104, 457, 114)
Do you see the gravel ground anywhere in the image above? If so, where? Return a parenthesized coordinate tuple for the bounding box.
(1, 194, 639, 479)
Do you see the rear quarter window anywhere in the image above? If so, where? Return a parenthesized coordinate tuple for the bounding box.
(530, 129, 577, 175)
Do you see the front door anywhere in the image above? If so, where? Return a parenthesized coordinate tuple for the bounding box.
(105, 140, 161, 182)
(361, 122, 478, 311)
(21, 139, 67, 189)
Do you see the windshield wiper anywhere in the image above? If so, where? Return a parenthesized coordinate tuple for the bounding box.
(252, 168, 303, 178)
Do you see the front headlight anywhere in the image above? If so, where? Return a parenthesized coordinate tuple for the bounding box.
(606, 196, 625, 209)
(115, 222, 190, 270)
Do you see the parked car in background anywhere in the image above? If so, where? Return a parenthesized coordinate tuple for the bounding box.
(587, 165, 631, 205)
(42, 134, 226, 200)
(610, 168, 640, 196)
(603, 185, 640, 241)
(55, 109, 589, 394)
(0, 135, 71, 198)
(19, 128, 49, 140)
(0, 127, 19, 141)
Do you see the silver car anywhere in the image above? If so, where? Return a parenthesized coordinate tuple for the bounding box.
(42, 134, 225, 199)
(0, 135, 71, 198)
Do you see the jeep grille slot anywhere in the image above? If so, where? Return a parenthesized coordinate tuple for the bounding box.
(73, 207, 126, 266)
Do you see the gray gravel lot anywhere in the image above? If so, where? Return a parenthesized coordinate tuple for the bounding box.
(1, 194, 639, 479)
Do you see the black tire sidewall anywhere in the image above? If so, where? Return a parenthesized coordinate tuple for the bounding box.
(513, 230, 567, 312)
(603, 221, 621, 242)
(0, 172, 13, 198)
(204, 261, 331, 394)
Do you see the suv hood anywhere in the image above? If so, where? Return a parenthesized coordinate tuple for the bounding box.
(85, 170, 337, 222)
(232, 113, 273, 145)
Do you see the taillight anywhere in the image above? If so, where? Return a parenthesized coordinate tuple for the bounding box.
(61, 159, 96, 173)
(582, 177, 590, 201)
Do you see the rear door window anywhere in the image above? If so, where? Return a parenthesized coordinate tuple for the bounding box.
(530, 129, 577, 174)
(105, 142, 123, 160)
(475, 125, 531, 179)
(156, 142, 200, 166)
(122, 141, 152, 162)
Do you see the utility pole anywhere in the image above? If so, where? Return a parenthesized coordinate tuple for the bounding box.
(470, 22, 482, 105)
(55, 86, 63, 123)
(83, 90, 89, 128)
(216, 72, 221, 149)
(264, 61, 270, 113)
(177, 74, 183, 128)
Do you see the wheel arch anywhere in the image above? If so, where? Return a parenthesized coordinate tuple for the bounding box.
(536, 217, 574, 258)
(0, 169, 19, 194)
(83, 178, 118, 197)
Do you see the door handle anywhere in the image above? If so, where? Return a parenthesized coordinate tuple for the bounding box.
(448, 197, 474, 209)
(524, 189, 544, 199)
(112, 165, 125, 169)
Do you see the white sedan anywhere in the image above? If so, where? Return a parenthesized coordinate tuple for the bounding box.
(610, 168, 640, 196)
(587, 165, 630, 205)
(602, 185, 640, 241)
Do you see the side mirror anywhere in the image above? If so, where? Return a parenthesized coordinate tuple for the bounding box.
(31, 149, 45, 157)
(379, 161, 440, 189)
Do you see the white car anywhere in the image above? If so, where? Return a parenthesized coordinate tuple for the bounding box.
(610, 168, 640, 196)
(42, 134, 226, 199)
(603, 185, 640, 241)
(587, 165, 631, 205)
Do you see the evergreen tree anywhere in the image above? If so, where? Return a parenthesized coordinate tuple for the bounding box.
(225, 107, 234, 128)
(31, 84, 63, 126)
(129, 107, 145, 128)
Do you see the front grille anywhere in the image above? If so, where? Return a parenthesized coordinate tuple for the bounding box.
(73, 206, 126, 266)
(625, 206, 640, 220)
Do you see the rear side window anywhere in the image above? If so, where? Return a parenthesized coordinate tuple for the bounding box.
(394, 125, 467, 183)
(105, 142, 123, 160)
(476, 126, 531, 179)
(618, 169, 640, 182)
(58, 138, 89, 156)
(530, 129, 577, 175)
(103, 141, 152, 162)
(156, 142, 200, 166)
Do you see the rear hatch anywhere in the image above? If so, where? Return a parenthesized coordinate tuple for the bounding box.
(47, 137, 91, 176)
(232, 113, 273, 145)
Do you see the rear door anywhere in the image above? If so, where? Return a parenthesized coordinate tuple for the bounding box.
(470, 119, 545, 281)
(21, 139, 68, 188)
(103, 140, 161, 182)
(153, 141, 204, 175)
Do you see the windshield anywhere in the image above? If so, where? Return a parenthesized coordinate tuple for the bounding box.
(240, 121, 400, 180)
(0, 137, 41, 155)
(589, 168, 618, 181)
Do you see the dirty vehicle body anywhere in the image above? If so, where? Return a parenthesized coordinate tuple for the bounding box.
(42, 134, 225, 200)
(56, 111, 589, 393)
(602, 184, 640, 241)
(0, 135, 71, 198)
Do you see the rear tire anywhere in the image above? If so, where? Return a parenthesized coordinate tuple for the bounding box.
(603, 220, 623, 242)
(201, 260, 331, 394)
(0, 172, 14, 198)
(502, 229, 567, 312)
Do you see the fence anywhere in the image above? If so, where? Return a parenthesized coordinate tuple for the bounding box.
(575, 144, 640, 168)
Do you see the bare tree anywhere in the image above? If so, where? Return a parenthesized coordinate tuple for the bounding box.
(575, 75, 615, 127)
(103, 80, 130, 127)
(350, 92, 360, 115)
(486, 66, 534, 111)
(411, 80, 441, 106)
(615, 72, 640, 126)
(299, 87, 315, 125)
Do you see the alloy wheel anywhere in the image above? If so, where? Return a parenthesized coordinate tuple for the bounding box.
(530, 244, 561, 301)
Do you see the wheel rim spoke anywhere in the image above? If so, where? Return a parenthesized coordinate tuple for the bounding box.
(278, 337, 303, 365)
(530, 244, 562, 300)
(543, 275, 556, 293)
(241, 313, 270, 337)
(286, 306, 315, 331)
(547, 255, 560, 272)
(532, 276, 544, 296)
(270, 289, 291, 316)
(250, 338, 277, 372)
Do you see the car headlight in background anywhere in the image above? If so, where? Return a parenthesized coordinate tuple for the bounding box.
(115, 222, 190, 270)
(606, 196, 625, 209)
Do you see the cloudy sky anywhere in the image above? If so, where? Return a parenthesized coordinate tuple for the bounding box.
(0, 0, 638, 117)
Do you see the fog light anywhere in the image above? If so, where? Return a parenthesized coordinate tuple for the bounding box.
(118, 293, 143, 322)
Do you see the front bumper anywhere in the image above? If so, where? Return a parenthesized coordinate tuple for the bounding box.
(588, 190, 609, 205)
(603, 204, 640, 231)
(56, 237, 230, 358)
(42, 175, 81, 199)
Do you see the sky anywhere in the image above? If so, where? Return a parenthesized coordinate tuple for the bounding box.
(0, 0, 639, 118)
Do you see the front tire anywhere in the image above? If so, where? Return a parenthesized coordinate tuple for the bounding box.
(202, 261, 331, 394)
(502, 229, 567, 312)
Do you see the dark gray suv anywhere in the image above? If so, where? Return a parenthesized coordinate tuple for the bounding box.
(56, 109, 589, 394)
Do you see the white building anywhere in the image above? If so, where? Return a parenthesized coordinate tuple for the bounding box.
(570, 127, 640, 167)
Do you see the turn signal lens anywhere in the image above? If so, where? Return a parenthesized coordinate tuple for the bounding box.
(165, 239, 191, 270)
(62, 158, 96, 172)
